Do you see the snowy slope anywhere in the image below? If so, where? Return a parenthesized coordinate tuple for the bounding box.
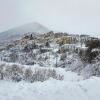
(0, 69, 100, 100)
(0, 22, 49, 42)
(0, 62, 99, 100)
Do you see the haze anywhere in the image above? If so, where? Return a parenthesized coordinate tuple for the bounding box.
(0, 0, 100, 37)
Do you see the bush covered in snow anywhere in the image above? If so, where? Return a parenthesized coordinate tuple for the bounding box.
(0, 63, 64, 82)
(64, 53, 100, 78)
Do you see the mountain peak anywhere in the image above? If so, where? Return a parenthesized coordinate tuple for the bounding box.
(0, 22, 50, 42)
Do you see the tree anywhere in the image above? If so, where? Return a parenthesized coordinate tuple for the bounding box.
(86, 39, 100, 50)
(9, 52, 18, 62)
(24, 68, 33, 82)
(30, 34, 33, 40)
(45, 41, 50, 47)
(84, 39, 100, 63)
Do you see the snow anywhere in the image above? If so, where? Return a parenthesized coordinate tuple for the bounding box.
(0, 66, 100, 100)
(91, 48, 100, 52)
(0, 31, 100, 100)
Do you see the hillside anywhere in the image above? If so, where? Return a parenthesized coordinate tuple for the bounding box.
(0, 31, 100, 100)
(0, 62, 100, 100)
(0, 32, 100, 78)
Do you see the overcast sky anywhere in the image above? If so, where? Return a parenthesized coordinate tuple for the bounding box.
(0, 0, 100, 36)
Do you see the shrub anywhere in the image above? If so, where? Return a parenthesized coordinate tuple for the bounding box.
(0, 63, 64, 82)
(24, 68, 33, 82)
(4, 64, 23, 82)
(9, 52, 18, 62)
(0, 64, 5, 79)
(24, 68, 64, 82)
(60, 53, 67, 61)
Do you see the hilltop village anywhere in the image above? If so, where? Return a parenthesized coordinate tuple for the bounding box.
(0, 31, 99, 79)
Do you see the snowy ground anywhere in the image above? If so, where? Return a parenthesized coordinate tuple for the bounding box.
(0, 67, 100, 100)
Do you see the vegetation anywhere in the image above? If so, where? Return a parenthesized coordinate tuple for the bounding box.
(0, 64, 64, 82)
(79, 39, 100, 63)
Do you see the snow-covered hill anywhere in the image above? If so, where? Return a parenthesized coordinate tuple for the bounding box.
(0, 66, 100, 100)
(0, 31, 100, 100)
(0, 22, 49, 42)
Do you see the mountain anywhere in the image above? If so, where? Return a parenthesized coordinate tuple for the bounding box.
(0, 22, 50, 42)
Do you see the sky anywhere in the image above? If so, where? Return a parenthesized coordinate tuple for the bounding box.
(0, 0, 100, 36)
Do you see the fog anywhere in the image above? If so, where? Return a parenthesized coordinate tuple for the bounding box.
(0, 0, 100, 37)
